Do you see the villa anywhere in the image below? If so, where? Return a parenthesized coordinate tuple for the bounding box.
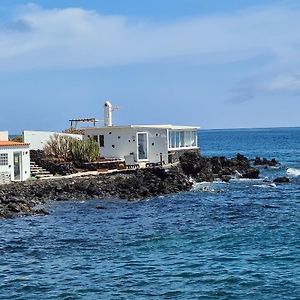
(82, 101, 199, 166)
(0, 131, 30, 184)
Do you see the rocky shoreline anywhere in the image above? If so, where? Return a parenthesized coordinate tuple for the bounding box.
(0, 152, 282, 219)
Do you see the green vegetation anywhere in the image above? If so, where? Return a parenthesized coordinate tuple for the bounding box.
(9, 135, 23, 143)
(44, 134, 100, 163)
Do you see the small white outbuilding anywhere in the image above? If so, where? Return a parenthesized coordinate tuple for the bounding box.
(0, 131, 31, 184)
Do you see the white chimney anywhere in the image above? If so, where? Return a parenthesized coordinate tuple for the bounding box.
(104, 100, 113, 126)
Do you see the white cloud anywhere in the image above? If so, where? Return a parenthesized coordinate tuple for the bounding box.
(1, 4, 300, 71)
(262, 73, 300, 92)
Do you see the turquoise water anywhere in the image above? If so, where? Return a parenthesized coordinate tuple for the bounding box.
(1, 127, 300, 299)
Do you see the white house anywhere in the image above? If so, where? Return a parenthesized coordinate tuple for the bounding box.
(23, 130, 82, 150)
(0, 131, 31, 184)
(82, 101, 199, 166)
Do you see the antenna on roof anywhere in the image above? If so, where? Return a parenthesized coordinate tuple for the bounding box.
(104, 100, 120, 126)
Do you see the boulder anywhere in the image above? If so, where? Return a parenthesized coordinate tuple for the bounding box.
(253, 157, 280, 167)
(242, 168, 260, 179)
(273, 177, 290, 183)
(221, 175, 231, 183)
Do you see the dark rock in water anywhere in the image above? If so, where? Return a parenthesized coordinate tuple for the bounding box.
(273, 177, 290, 183)
(253, 157, 280, 167)
(179, 151, 259, 181)
(221, 175, 231, 182)
(242, 168, 260, 179)
(33, 208, 49, 215)
(96, 206, 107, 210)
(236, 153, 248, 161)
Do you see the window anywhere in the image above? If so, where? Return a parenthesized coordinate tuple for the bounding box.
(184, 131, 191, 147)
(0, 153, 8, 166)
(168, 130, 197, 149)
(99, 135, 104, 147)
(191, 131, 197, 147)
(170, 131, 176, 148)
(179, 131, 185, 147)
(175, 131, 180, 148)
(93, 135, 98, 143)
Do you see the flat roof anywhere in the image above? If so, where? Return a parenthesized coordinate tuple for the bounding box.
(83, 124, 200, 130)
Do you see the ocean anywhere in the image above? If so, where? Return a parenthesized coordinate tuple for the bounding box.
(1, 127, 299, 299)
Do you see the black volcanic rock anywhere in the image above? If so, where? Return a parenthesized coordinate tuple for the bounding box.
(242, 168, 260, 179)
(0, 166, 193, 218)
(0, 151, 279, 219)
(253, 157, 280, 167)
(179, 151, 259, 181)
(30, 150, 76, 176)
(273, 177, 290, 183)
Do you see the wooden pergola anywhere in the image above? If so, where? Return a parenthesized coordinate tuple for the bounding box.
(69, 118, 99, 129)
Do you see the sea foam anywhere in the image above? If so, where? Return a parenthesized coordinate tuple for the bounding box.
(287, 168, 300, 177)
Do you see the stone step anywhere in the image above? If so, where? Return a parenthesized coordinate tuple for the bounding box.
(31, 170, 45, 174)
(33, 171, 51, 175)
(35, 174, 54, 179)
(30, 168, 45, 172)
(31, 167, 47, 171)
(31, 167, 44, 172)
(30, 160, 54, 179)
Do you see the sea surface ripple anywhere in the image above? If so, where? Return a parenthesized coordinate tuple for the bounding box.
(0, 127, 300, 299)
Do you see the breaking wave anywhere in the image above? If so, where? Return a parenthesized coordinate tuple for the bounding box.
(287, 168, 300, 177)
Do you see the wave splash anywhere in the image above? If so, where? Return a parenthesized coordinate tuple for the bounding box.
(287, 168, 300, 177)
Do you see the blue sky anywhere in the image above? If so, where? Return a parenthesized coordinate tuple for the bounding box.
(1, 0, 300, 133)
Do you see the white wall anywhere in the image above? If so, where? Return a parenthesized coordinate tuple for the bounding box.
(84, 127, 169, 164)
(0, 131, 8, 141)
(23, 130, 83, 150)
(0, 145, 30, 182)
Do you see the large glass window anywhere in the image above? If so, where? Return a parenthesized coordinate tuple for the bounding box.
(170, 131, 176, 149)
(175, 131, 180, 148)
(184, 131, 190, 147)
(191, 131, 197, 147)
(179, 131, 185, 147)
(168, 130, 197, 149)
(0, 153, 8, 166)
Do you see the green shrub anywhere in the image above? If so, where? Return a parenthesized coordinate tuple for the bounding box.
(44, 135, 100, 162)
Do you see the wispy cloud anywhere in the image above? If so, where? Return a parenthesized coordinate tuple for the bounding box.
(262, 73, 300, 92)
(0, 4, 300, 71)
(228, 72, 300, 103)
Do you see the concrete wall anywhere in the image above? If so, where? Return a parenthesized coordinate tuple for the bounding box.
(0, 145, 30, 182)
(23, 130, 83, 150)
(84, 127, 169, 164)
(0, 131, 8, 141)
